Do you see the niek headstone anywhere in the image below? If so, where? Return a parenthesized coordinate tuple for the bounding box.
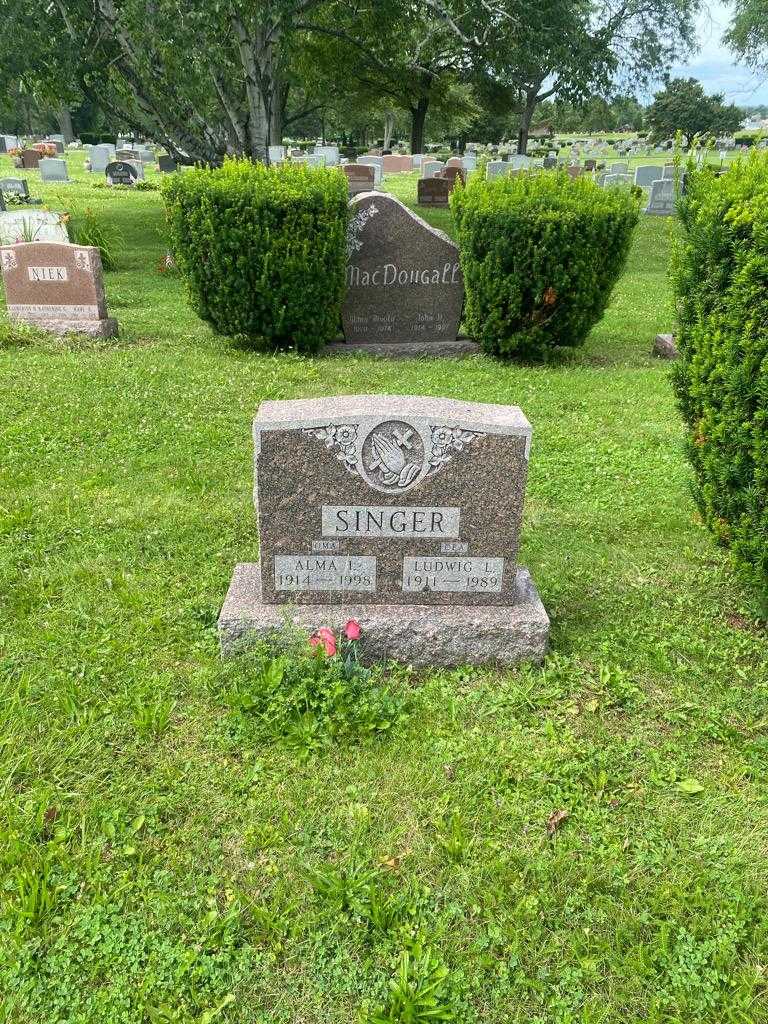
(0, 177, 30, 197)
(341, 193, 465, 353)
(357, 156, 383, 184)
(158, 155, 178, 173)
(634, 165, 661, 187)
(39, 158, 70, 183)
(0, 241, 117, 336)
(381, 154, 413, 174)
(218, 394, 550, 667)
(342, 163, 376, 196)
(21, 150, 41, 170)
(105, 161, 138, 186)
(420, 160, 444, 179)
(89, 145, 112, 172)
(645, 178, 676, 216)
(0, 210, 68, 245)
(417, 177, 452, 207)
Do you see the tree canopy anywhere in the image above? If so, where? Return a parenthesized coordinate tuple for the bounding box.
(646, 77, 743, 141)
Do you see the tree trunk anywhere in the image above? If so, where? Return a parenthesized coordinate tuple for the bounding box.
(231, 13, 272, 162)
(383, 110, 395, 150)
(517, 88, 539, 155)
(410, 95, 429, 154)
(56, 105, 75, 142)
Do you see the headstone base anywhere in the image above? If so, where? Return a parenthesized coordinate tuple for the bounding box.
(10, 315, 118, 338)
(218, 562, 550, 667)
(324, 338, 481, 358)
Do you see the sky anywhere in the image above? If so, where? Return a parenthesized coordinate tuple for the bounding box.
(664, 1, 768, 106)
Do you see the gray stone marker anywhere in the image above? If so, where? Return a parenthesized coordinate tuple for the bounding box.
(218, 394, 549, 667)
(508, 155, 531, 169)
(268, 145, 286, 163)
(105, 160, 139, 186)
(343, 163, 376, 195)
(634, 165, 661, 187)
(157, 155, 177, 173)
(486, 160, 509, 180)
(603, 173, 632, 188)
(662, 163, 676, 179)
(39, 158, 70, 183)
(645, 178, 676, 215)
(357, 156, 383, 184)
(0, 191, 4, 213)
(0, 241, 117, 336)
(420, 160, 444, 179)
(340, 192, 470, 355)
(0, 177, 30, 197)
(0, 210, 68, 245)
(89, 145, 112, 172)
(609, 162, 629, 174)
(315, 145, 340, 165)
(306, 153, 326, 168)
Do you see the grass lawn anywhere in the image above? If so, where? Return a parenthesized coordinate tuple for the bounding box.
(2, 153, 768, 1024)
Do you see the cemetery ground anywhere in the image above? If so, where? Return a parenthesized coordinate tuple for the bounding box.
(2, 151, 768, 1023)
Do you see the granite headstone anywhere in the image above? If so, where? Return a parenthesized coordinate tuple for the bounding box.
(341, 193, 465, 353)
(0, 241, 117, 336)
(218, 394, 549, 666)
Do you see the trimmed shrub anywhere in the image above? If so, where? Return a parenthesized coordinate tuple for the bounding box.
(671, 152, 768, 601)
(451, 171, 639, 360)
(163, 158, 348, 352)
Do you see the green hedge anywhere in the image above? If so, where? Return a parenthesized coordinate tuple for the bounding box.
(671, 152, 768, 601)
(451, 171, 639, 359)
(163, 158, 348, 352)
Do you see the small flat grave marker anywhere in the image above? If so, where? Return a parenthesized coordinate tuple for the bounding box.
(0, 240, 117, 336)
(645, 178, 676, 215)
(0, 177, 30, 197)
(39, 158, 70, 183)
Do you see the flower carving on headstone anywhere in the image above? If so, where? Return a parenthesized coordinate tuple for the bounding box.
(346, 202, 379, 256)
(302, 424, 359, 473)
(74, 250, 91, 272)
(1, 249, 18, 271)
(427, 426, 485, 472)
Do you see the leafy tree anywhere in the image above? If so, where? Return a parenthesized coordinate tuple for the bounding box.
(726, 0, 768, 69)
(646, 78, 743, 142)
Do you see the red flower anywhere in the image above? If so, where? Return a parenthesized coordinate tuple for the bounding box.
(344, 619, 361, 641)
(309, 627, 337, 657)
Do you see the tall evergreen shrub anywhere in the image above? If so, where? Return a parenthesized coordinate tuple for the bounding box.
(672, 153, 768, 600)
(163, 159, 348, 352)
(450, 172, 639, 359)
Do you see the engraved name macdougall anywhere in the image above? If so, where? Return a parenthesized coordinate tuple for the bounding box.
(347, 262, 460, 288)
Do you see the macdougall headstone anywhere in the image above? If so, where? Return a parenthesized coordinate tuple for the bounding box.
(343, 163, 376, 196)
(105, 161, 138, 186)
(645, 178, 676, 216)
(0, 241, 118, 336)
(341, 193, 467, 354)
(417, 177, 452, 207)
(218, 395, 550, 666)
